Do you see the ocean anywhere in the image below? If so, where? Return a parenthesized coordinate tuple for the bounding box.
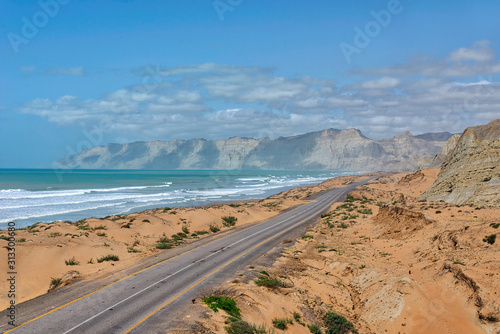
(0, 169, 355, 229)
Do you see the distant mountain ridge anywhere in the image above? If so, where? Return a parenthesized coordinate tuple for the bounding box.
(56, 128, 450, 171)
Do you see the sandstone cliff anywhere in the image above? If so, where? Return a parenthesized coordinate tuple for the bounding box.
(56, 128, 448, 171)
(420, 119, 500, 207)
(428, 134, 461, 168)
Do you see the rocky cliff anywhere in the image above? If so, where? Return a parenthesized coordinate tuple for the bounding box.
(420, 119, 500, 207)
(56, 128, 448, 171)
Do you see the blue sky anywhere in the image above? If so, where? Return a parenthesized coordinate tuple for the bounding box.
(1, 0, 500, 168)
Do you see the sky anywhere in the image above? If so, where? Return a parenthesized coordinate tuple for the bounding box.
(1, 0, 500, 168)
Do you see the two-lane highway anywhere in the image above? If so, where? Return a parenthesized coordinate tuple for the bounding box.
(3, 175, 379, 333)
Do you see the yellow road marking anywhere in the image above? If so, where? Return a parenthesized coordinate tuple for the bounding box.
(123, 193, 341, 333)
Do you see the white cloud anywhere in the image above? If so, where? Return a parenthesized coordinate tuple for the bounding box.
(46, 66, 86, 76)
(18, 48, 500, 143)
(448, 40, 494, 62)
(354, 40, 500, 77)
(359, 77, 400, 89)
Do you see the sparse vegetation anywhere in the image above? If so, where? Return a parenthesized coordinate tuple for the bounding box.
(323, 312, 355, 334)
(49, 232, 62, 238)
(77, 224, 90, 230)
(96, 232, 107, 237)
(483, 234, 496, 245)
(50, 277, 63, 288)
(224, 317, 269, 334)
(97, 254, 119, 263)
(155, 235, 173, 249)
(202, 295, 241, 318)
(93, 225, 107, 230)
(222, 216, 238, 227)
(308, 324, 322, 334)
(65, 257, 79, 266)
(121, 222, 132, 229)
(182, 225, 190, 234)
(490, 223, 500, 229)
(255, 274, 287, 289)
(272, 318, 292, 330)
(209, 224, 221, 233)
(301, 234, 313, 240)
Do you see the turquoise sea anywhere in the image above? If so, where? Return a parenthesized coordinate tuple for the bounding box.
(0, 169, 355, 229)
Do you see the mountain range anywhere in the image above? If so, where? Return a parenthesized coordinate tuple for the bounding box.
(56, 128, 453, 171)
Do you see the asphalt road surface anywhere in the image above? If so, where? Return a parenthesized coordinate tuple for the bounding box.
(2, 175, 379, 334)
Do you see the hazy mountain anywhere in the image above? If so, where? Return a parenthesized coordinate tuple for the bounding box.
(56, 128, 449, 171)
(415, 132, 455, 141)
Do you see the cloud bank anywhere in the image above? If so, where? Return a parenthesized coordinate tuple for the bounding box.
(20, 41, 500, 142)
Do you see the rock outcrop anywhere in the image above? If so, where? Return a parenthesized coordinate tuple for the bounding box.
(420, 119, 500, 207)
(428, 134, 461, 168)
(56, 128, 448, 171)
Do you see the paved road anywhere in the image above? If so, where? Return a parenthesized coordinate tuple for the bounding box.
(3, 176, 378, 334)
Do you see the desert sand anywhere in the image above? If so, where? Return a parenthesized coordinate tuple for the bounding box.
(184, 169, 499, 334)
(0, 173, 373, 311)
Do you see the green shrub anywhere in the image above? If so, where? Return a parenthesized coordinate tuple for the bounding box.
(194, 230, 209, 235)
(50, 277, 62, 287)
(222, 216, 238, 227)
(202, 295, 241, 318)
(301, 234, 313, 240)
(0, 235, 10, 241)
(224, 317, 269, 334)
(255, 275, 287, 289)
(97, 254, 119, 263)
(96, 232, 107, 237)
(121, 222, 132, 229)
(357, 208, 372, 215)
(308, 324, 322, 334)
(65, 257, 79, 266)
(17, 238, 26, 242)
(93, 225, 107, 230)
(323, 312, 355, 334)
(483, 234, 496, 245)
(127, 247, 141, 253)
(272, 318, 292, 330)
(77, 224, 90, 230)
(182, 225, 190, 234)
(209, 224, 221, 233)
(142, 219, 150, 223)
(155, 243, 172, 249)
(490, 223, 500, 229)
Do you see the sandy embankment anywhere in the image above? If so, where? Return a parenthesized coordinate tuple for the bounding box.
(0, 173, 373, 310)
(190, 169, 500, 334)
